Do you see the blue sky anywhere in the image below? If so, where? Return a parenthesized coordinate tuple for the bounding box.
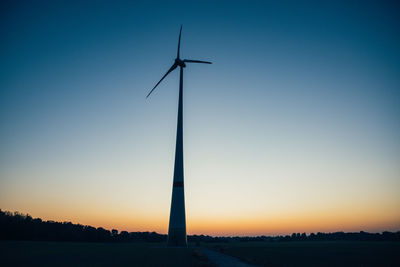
(0, 0, 399, 235)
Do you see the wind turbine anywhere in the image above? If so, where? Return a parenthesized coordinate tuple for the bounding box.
(146, 26, 211, 247)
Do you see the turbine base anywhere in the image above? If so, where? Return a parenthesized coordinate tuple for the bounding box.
(167, 227, 187, 247)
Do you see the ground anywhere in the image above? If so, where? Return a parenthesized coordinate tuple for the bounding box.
(1, 240, 399, 266)
(0, 241, 212, 267)
(205, 241, 400, 266)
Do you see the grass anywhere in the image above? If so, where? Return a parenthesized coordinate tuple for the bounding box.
(0, 241, 213, 267)
(205, 241, 400, 266)
(2, 240, 399, 266)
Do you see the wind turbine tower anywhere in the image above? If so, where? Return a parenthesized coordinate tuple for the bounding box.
(146, 26, 212, 247)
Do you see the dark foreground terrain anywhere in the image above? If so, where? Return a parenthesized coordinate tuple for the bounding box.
(1, 240, 399, 266)
(206, 241, 400, 266)
(0, 241, 212, 267)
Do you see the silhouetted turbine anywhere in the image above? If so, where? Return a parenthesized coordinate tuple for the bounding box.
(146, 26, 212, 247)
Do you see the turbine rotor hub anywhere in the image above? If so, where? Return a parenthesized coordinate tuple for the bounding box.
(175, 58, 186, 68)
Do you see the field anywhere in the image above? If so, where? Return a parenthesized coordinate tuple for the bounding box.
(206, 241, 400, 266)
(0, 241, 211, 267)
(1, 240, 400, 266)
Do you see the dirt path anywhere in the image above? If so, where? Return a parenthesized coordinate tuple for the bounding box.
(199, 248, 260, 267)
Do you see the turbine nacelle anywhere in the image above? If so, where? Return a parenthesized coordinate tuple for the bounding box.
(175, 58, 186, 68)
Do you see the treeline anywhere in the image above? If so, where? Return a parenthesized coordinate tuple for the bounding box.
(1, 210, 399, 243)
(189, 231, 400, 243)
(0, 210, 165, 242)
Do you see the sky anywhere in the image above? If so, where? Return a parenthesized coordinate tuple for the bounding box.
(0, 0, 399, 236)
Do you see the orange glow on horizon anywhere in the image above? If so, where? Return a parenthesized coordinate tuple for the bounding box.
(4, 204, 398, 237)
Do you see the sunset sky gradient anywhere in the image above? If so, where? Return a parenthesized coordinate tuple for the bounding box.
(1, 0, 399, 236)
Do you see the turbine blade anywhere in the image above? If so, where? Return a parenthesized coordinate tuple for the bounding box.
(183, 59, 212, 64)
(146, 64, 177, 98)
(177, 25, 182, 58)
